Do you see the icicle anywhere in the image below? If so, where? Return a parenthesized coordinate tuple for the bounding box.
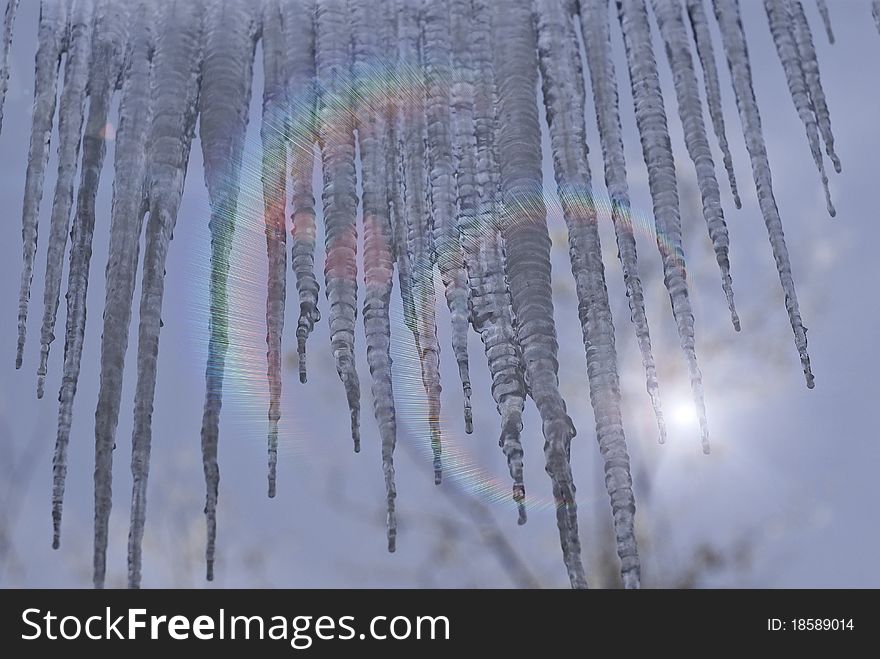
(351, 0, 398, 551)
(466, 0, 528, 523)
(261, 0, 287, 499)
(712, 0, 813, 388)
(398, 0, 443, 483)
(127, 0, 203, 590)
(198, 0, 259, 582)
(815, 0, 833, 44)
(537, 0, 640, 590)
(388, 3, 417, 346)
(579, 0, 666, 444)
(316, 0, 361, 453)
(37, 0, 95, 400)
(286, 0, 319, 385)
(0, 0, 20, 133)
(791, 0, 840, 174)
(422, 0, 472, 434)
(92, 1, 155, 589)
(617, 0, 710, 453)
(53, 0, 128, 551)
(684, 0, 740, 208)
(651, 0, 738, 330)
(874, 1, 880, 36)
(492, 0, 585, 588)
(16, 0, 68, 370)
(764, 0, 834, 217)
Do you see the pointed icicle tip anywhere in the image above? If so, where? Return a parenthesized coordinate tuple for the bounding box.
(298, 338, 307, 383)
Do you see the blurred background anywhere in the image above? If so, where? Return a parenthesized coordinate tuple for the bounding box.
(1, 1, 877, 588)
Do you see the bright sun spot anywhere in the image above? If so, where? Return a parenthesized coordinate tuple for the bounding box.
(670, 399, 700, 430)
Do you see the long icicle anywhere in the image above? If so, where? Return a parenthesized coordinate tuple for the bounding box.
(712, 0, 814, 387)
(127, 0, 203, 590)
(261, 0, 287, 499)
(684, 0, 740, 208)
(398, 0, 443, 483)
(387, 2, 416, 345)
(316, 0, 361, 453)
(53, 0, 128, 550)
(815, 0, 833, 44)
(466, 0, 528, 523)
(617, 0, 711, 454)
(0, 0, 21, 133)
(790, 0, 840, 173)
(351, 0, 399, 551)
(537, 0, 640, 588)
(286, 0, 319, 385)
(37, 0, 95, 400)
(651, 0, 738, 330)
(492, 0, 586, 588)
(16, 0, 68, 370)
(198, 0, 259, 582)
(764, 0, 834, 217)
(92, 1, 155, 589)
(580, 0, 666, 444)
(422, 0, 472, 434)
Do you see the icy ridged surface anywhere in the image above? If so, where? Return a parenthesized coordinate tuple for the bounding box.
(16, 0, 68, 370)
(493, 0, 585, 589)
(685, 0, 740, 207)
(713, 0, 814, 388)
(618, 0, 711, 453)
(580, 0, 666, 445)
(652, 0, 738, 329)
(422, 0, 472, 433)
(469, 0, 527, 524)
(127, 0, 203, 589)
(37, 0, 95, 400)
(0, 0, 21, 133)
(316, 0, 361, 453)
(53, 0, 129, 552)
(92, 1, 155, 588)
(764, 0, 835, 217)
(537, 0, 639, 589)
(197, 0, 259, 582)
(351, 0, 398, 551)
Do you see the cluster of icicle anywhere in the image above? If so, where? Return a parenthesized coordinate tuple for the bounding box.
(0, 0, 846, 589)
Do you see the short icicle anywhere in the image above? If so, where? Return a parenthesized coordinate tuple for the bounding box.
(764, 0, 835, 217)
(684, 0, 741, 208)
